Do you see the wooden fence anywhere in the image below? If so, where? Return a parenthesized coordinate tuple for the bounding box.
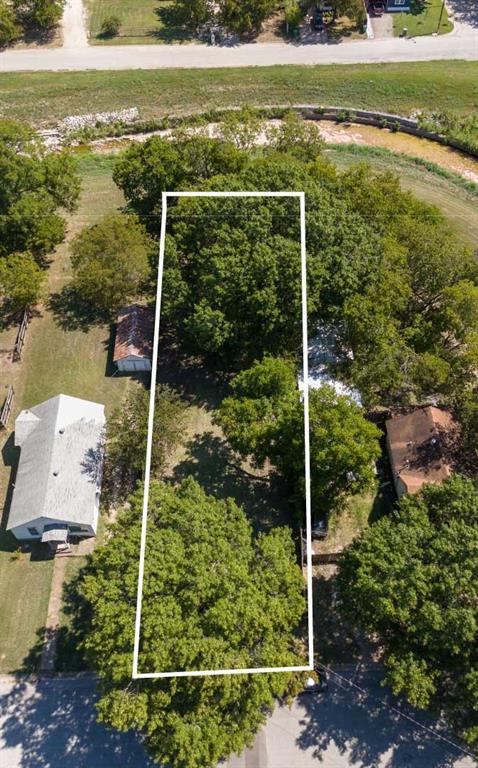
(0, 385, 14, 429)
(13, 309, 29, 362)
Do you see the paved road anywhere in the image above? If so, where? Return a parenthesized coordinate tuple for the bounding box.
(0, 29, 476, 72)
(1, 671, 476, 768)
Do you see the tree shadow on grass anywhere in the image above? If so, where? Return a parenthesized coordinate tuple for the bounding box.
(0, 432, 20, 554)
(171, 430, 291, 533)
(48, 286, 109, 333)
(152, 4, 194, 42)
(54, 561, 92, 673)
(156, 334, 230, 412)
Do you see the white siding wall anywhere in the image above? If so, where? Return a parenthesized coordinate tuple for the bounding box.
(10, 516, 95, 541)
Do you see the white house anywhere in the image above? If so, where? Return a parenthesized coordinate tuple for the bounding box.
(7, 394, 105, 549)
(113, 304, 154, 373)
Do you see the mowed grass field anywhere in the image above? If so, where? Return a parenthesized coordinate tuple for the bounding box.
(392, 0, 453, 36)
(0, 156, 136, 673)
(0, 62, 477, 127)
(87, 0, 192, 44)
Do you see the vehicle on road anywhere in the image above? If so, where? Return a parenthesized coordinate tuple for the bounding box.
(312, 8, 325, 30)
(301, 670, 329, 695)
(369, 0, 386, 15)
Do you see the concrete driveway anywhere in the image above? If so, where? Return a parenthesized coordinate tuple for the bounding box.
(226, 668, 477, 767)
(1, 670, 476, 768)
(370, 13, 394, 39)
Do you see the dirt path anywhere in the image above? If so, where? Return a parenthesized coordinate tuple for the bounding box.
(61, 0, 88, 50)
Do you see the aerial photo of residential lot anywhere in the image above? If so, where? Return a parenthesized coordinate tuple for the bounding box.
(0, 0, 477, 766)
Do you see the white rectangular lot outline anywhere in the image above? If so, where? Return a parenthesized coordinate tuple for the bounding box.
(132, 190, 313, 679)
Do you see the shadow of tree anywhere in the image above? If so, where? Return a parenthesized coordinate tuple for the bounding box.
(448, 0, 478, 26)
(18, 625, 48, 673)
(152, 4, 194, 42)
(156, 334, 230, 412)
(171, 430, 291, 533)
(48, 286, 109, 333)
(295, 669, 471, 767)
(0, 432, 20, 554)
(54, 560, 92, 673)
(0, 677, 155, 767)
(313, 573, 361, 665)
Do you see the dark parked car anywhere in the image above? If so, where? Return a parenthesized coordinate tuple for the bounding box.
(312, 8, 325, 30)
(301, 670, 329, 695)
(369, 0, 385, 15)
(311, 517, 328, 539)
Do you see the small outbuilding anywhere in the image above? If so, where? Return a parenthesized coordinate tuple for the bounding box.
(386, 406, 456, 498)
(113, 304, 154, 373)
(7, 394, 105, 550)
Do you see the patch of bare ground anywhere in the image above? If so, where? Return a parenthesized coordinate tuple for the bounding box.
(256, 10, 286, 42)
(12, 26, 62, 49)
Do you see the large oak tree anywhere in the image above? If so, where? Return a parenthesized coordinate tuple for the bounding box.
(79, 478, 306, 767)
(337, 476, 478, 746)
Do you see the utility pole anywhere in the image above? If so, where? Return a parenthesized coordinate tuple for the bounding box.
(436, 0, 446, 33)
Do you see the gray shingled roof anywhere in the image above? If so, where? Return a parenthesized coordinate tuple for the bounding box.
(7, 394, 106, 531)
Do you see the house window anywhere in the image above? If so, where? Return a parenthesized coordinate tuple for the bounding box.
(27, 527, 39, 536)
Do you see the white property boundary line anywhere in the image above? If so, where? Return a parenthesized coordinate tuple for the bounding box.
(132, 190, 313, 680)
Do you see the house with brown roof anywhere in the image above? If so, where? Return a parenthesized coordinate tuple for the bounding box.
(113, 304, 154, 373)
(386, 406, 456, 498)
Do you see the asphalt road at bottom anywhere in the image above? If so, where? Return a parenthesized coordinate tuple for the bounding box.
(1, 670, 476, 768)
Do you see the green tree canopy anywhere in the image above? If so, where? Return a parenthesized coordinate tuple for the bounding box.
(161, 194, 305, 365)
(0, 1, 21, 45)
(70, 213, 153, 314)
(0, 252, 44, 314)
(217, 357, 381, 515)
(219, 0, 275, 35)
(112, 130, 478, 409)
(80, 478, 305, 767)
(13, 0, 64, 30)
(337, 476, 478, 745)
(104, 383, 187, 501)
(113, 134, 246, 220)
(0, 119, 79, 260)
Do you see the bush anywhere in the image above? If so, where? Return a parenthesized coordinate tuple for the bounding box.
(100, 14, 121, 37)
(0, 1, 21, 46)
(13, 0, 64, 31)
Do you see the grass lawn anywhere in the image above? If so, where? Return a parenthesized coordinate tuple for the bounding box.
(392, 0, 453, 36)
(0, 155, 137, 673)
(87, 0, 192, 44)
(0, 535, 54, 672)
(0, 62, 477, 127)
